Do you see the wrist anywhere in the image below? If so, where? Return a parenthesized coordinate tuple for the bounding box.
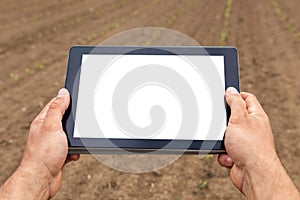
(0, 163, 50, 200)
(243, 153, 280, 190)
(17, 161, 51, 199)
(243, 153, 299, 199)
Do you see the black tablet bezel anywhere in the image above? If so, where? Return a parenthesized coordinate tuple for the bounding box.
(63, 46, 239, 154)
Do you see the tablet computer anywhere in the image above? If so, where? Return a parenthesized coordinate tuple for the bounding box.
(63, 46, 239, 154)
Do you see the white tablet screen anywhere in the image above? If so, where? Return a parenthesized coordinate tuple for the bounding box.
(73, 54, 226, 140)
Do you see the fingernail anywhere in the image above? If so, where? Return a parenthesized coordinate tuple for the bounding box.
(227, 87, 238, 95)
(226, 157, 233, 165)
(57, 88, 68, 97)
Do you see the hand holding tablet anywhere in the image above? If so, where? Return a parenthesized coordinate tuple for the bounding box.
(63, 46, 240, 154)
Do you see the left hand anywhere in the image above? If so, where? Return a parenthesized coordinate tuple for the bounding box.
(20, 88, 79, 198)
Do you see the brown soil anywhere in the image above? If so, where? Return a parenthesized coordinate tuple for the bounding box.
(0, 0, 299, 199)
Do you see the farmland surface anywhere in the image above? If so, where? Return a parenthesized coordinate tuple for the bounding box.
(0, 0, 299, 199)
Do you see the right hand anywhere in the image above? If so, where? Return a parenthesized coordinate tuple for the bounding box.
(218, 87, 277, 193)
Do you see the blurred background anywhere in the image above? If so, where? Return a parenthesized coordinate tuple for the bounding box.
(0, 0, 299, 199)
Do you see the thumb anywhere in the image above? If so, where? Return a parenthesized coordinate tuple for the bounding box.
(44, 88, 70, 130)
(226, 87, 247, 122)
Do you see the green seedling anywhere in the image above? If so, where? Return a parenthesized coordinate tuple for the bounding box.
(165, 1, 190, 27)
(224, 20, 229, 27)
(99, 30, 106, 36)
(10, 73, 20, 83)
(169, 16, 177, 25)
(220, 30, 228, 46)
(132, 11, 139, 17)
(205, 154, 213, 164)
(178, 7, 185, 15)
(296, 32, 300, 39)
(109, 23, 118, 30)
(144, 41, 151, 46)
(87, 33, 96, 42)
(42, 59, 50, 65)
(78, 38, 88, 44)
(199, 180, 208, 189)
(61, 51, 68, 57)
(220, 0, 233, 45)
(75, 17, 81, 23)
(120, 17, 126, 23)
(225, 0, 232, 19)
(37, 63, 44, 70)
(25, 68, 34, 75)
(269, 0, 300, 41)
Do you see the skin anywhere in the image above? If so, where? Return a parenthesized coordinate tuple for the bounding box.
(0, 87, 299, 199)
(0, 88, 79, 200)
(218, 87, 300, 199)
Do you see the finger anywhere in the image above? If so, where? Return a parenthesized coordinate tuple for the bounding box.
(68, 154, 80, 161)
(65, 155, 80, 164)
(44, 88, 70, 130)
(240, 92, 265, 115)
(32, 98, 56, 126)
(218, 154, 234, 168)
(230, 165, 244, 194)
(225, 87, 247, 122)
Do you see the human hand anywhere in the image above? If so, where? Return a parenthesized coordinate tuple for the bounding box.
(18, 88, 79, 198)
(218, 87, 299, 199)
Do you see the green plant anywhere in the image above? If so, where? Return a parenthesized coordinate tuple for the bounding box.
(87, 33, 96, 42)
(220, 30, 228, 46)
(120, 17, 126, 23)
(163, 1, 192, 28)
(75, 17, 81, 23)
(37, 63, 44, 70)
(205, 154, 213, 164)
(199, 180, 208, 189)
(224, 0, 232, 19)
(81, 0, 152, 44)
(10, 73, 20, 83)
(132, 10, 139, 17)
(109, 23, 119, 30)
(220, 0, 233, 45)
(269, 0, 300, 41)
(25, 68, 34, 75)
(42, 59, 50, 65)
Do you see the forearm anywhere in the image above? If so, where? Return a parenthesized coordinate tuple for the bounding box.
(244, 155, 300, 199)
(0, 165, 50, 200)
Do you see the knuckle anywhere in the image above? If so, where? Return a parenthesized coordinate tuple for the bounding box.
(227, 98, 236, 108)
(43, 121, 60, 131)
(248, 93, 260, 104)
(229, 116, 243, 125)
(43, 122, 52, 131)
(229, 96, 242, 106)
(247, 93, 256, 99)
(30, 119, 38, 128)
(49, 97, 63, 111)
(229, 112, 247, 125)
(49, 96, 68, 117)
(30, 119, 42, 130)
